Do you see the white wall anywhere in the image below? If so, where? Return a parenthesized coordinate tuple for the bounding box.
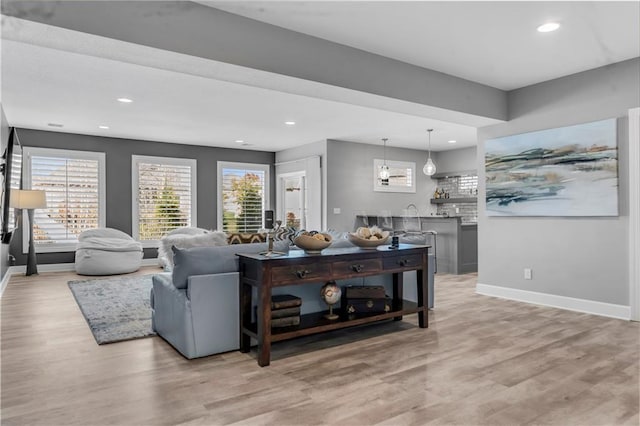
(1, 106, 10, 284)
(477, 58, 640, 308)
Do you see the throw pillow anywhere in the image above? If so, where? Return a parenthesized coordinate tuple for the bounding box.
(158, 231, 228, 270)
(227, 232, 267, 244)
(272, 226, 298, 244)
(165, 227, 210, 237)
(171, 240, 290, 289)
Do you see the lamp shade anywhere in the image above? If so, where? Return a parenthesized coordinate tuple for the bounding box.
(10, 189, 47, 209)
(379, 164, 390, 180)
(423, 158, 437, 176)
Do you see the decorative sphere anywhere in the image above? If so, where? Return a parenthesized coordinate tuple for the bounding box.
(320, 281, 342, 306)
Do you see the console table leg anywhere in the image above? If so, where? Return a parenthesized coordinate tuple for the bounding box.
(239, 282, 251, 353)
(392, 272, 403, 321)
(417, 267, 428, 328)
(257, 284, 272, 367)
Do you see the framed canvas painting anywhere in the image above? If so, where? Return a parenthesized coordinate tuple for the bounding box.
(485, 118, 618, 216)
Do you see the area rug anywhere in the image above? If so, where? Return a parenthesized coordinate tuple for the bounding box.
(68, 275, 157, 345)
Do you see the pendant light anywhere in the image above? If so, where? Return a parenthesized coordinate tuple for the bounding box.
(423, 129, 436, 176)
(379, 138, 390, 180)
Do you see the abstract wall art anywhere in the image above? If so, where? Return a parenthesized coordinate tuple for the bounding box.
(485, 118, 618, 216)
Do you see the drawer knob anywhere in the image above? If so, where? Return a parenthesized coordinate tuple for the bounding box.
(397, 259, 410, 266)
(351, 264, 364, 273)
(295, 269, 311, 279)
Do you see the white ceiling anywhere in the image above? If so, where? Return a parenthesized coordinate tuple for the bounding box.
(1, 1, 638, 153)
(206, 1, 640, 91)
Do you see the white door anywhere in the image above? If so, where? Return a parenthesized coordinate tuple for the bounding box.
(279, 172, 306, 230)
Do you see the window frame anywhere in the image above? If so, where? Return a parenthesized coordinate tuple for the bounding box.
(131, 155, 197, 248)
(217, 161, 270, 233)
(22, 147, 106, 253)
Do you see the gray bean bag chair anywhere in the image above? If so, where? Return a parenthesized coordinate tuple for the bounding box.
(75, 228, 143, 275)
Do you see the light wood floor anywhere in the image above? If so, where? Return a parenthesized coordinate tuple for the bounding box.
(1, 268, 638, 426)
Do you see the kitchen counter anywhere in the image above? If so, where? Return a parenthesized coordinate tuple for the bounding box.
(355, 215, 477, 274)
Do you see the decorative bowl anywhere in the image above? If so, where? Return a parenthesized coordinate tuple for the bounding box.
(293, 232, 332, 253)
(348, 230, 391, 249)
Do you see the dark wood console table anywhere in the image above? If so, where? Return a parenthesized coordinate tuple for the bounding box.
(238, 244, 430, 367)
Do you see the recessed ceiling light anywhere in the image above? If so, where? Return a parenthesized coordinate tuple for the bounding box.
(537, 22, 560, 33)
(235, 140, 244, 144)
(284, 121, 296, 126)
(448, 140, 457, 144)
(98, 125, 110, 130)
(47, 123, 64, 128)
(117, 97, 133, 103)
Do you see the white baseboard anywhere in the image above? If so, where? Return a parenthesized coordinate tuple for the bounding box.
(141, 258, 159, 267)
(1, 258, 160, 297)
(0, 267, 15, 296)
(476, 283, 631, 320)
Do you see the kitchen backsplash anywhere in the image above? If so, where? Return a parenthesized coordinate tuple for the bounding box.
(435, 175, 478, 223)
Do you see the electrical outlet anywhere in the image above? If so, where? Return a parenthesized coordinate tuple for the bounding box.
(524, 268, 532, 280)
(333, 207, 341, 214)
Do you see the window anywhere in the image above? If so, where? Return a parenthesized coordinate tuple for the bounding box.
(7, 149, 22, 232)
(373, 159, 416, 193)
(218, 162, 269, 233)
(132, 156, 197, 244)
(23, 147, 105, 252)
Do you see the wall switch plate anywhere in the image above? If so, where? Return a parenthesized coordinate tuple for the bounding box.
(333, 207, 341, 214)
(524, 268, 532, 280)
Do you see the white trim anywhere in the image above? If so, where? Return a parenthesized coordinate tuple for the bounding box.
(131, 155, 197, 243)
(22, 147, 106, 253)
(274, 155, 321, 167)
(629, 107, 640, 321)
(476, 283, 630, 321)
(0, 267, 16, 296)
(1, 259, 161, 297)
(217, 161, 271, 231)
(141, 257, 161, 267)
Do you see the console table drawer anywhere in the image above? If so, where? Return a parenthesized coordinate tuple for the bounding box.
(333, 259, 382, 275)
(271, 264, 330, 284)
(383, 254, 423, 270)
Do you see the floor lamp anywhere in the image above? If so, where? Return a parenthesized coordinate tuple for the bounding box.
(10, 189, 47, 276)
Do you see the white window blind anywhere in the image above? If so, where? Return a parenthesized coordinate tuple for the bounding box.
(133, 156, 196, 243)
(7, 151, 22, 231)
(24, 148, 105, 252)
(218, 162, 269, 233)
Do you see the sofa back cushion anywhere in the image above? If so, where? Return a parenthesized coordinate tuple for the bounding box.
(171, 240, 290, 289)
(78, 228, 132, 241)
(158, 231, 228, 270)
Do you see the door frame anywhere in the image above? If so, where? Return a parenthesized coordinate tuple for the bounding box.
(629, 107, 639, 321)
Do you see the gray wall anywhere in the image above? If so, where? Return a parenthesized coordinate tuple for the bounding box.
(326, 139, 440, 231)
(478, 58, 640, 306)
(435, 146, 477, 175)
(3, 0, 507, 123)
(11, 129, 275, 265)
(0, 106, 10, 281)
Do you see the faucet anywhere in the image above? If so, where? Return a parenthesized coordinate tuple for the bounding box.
(405, 203, 419, 216)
